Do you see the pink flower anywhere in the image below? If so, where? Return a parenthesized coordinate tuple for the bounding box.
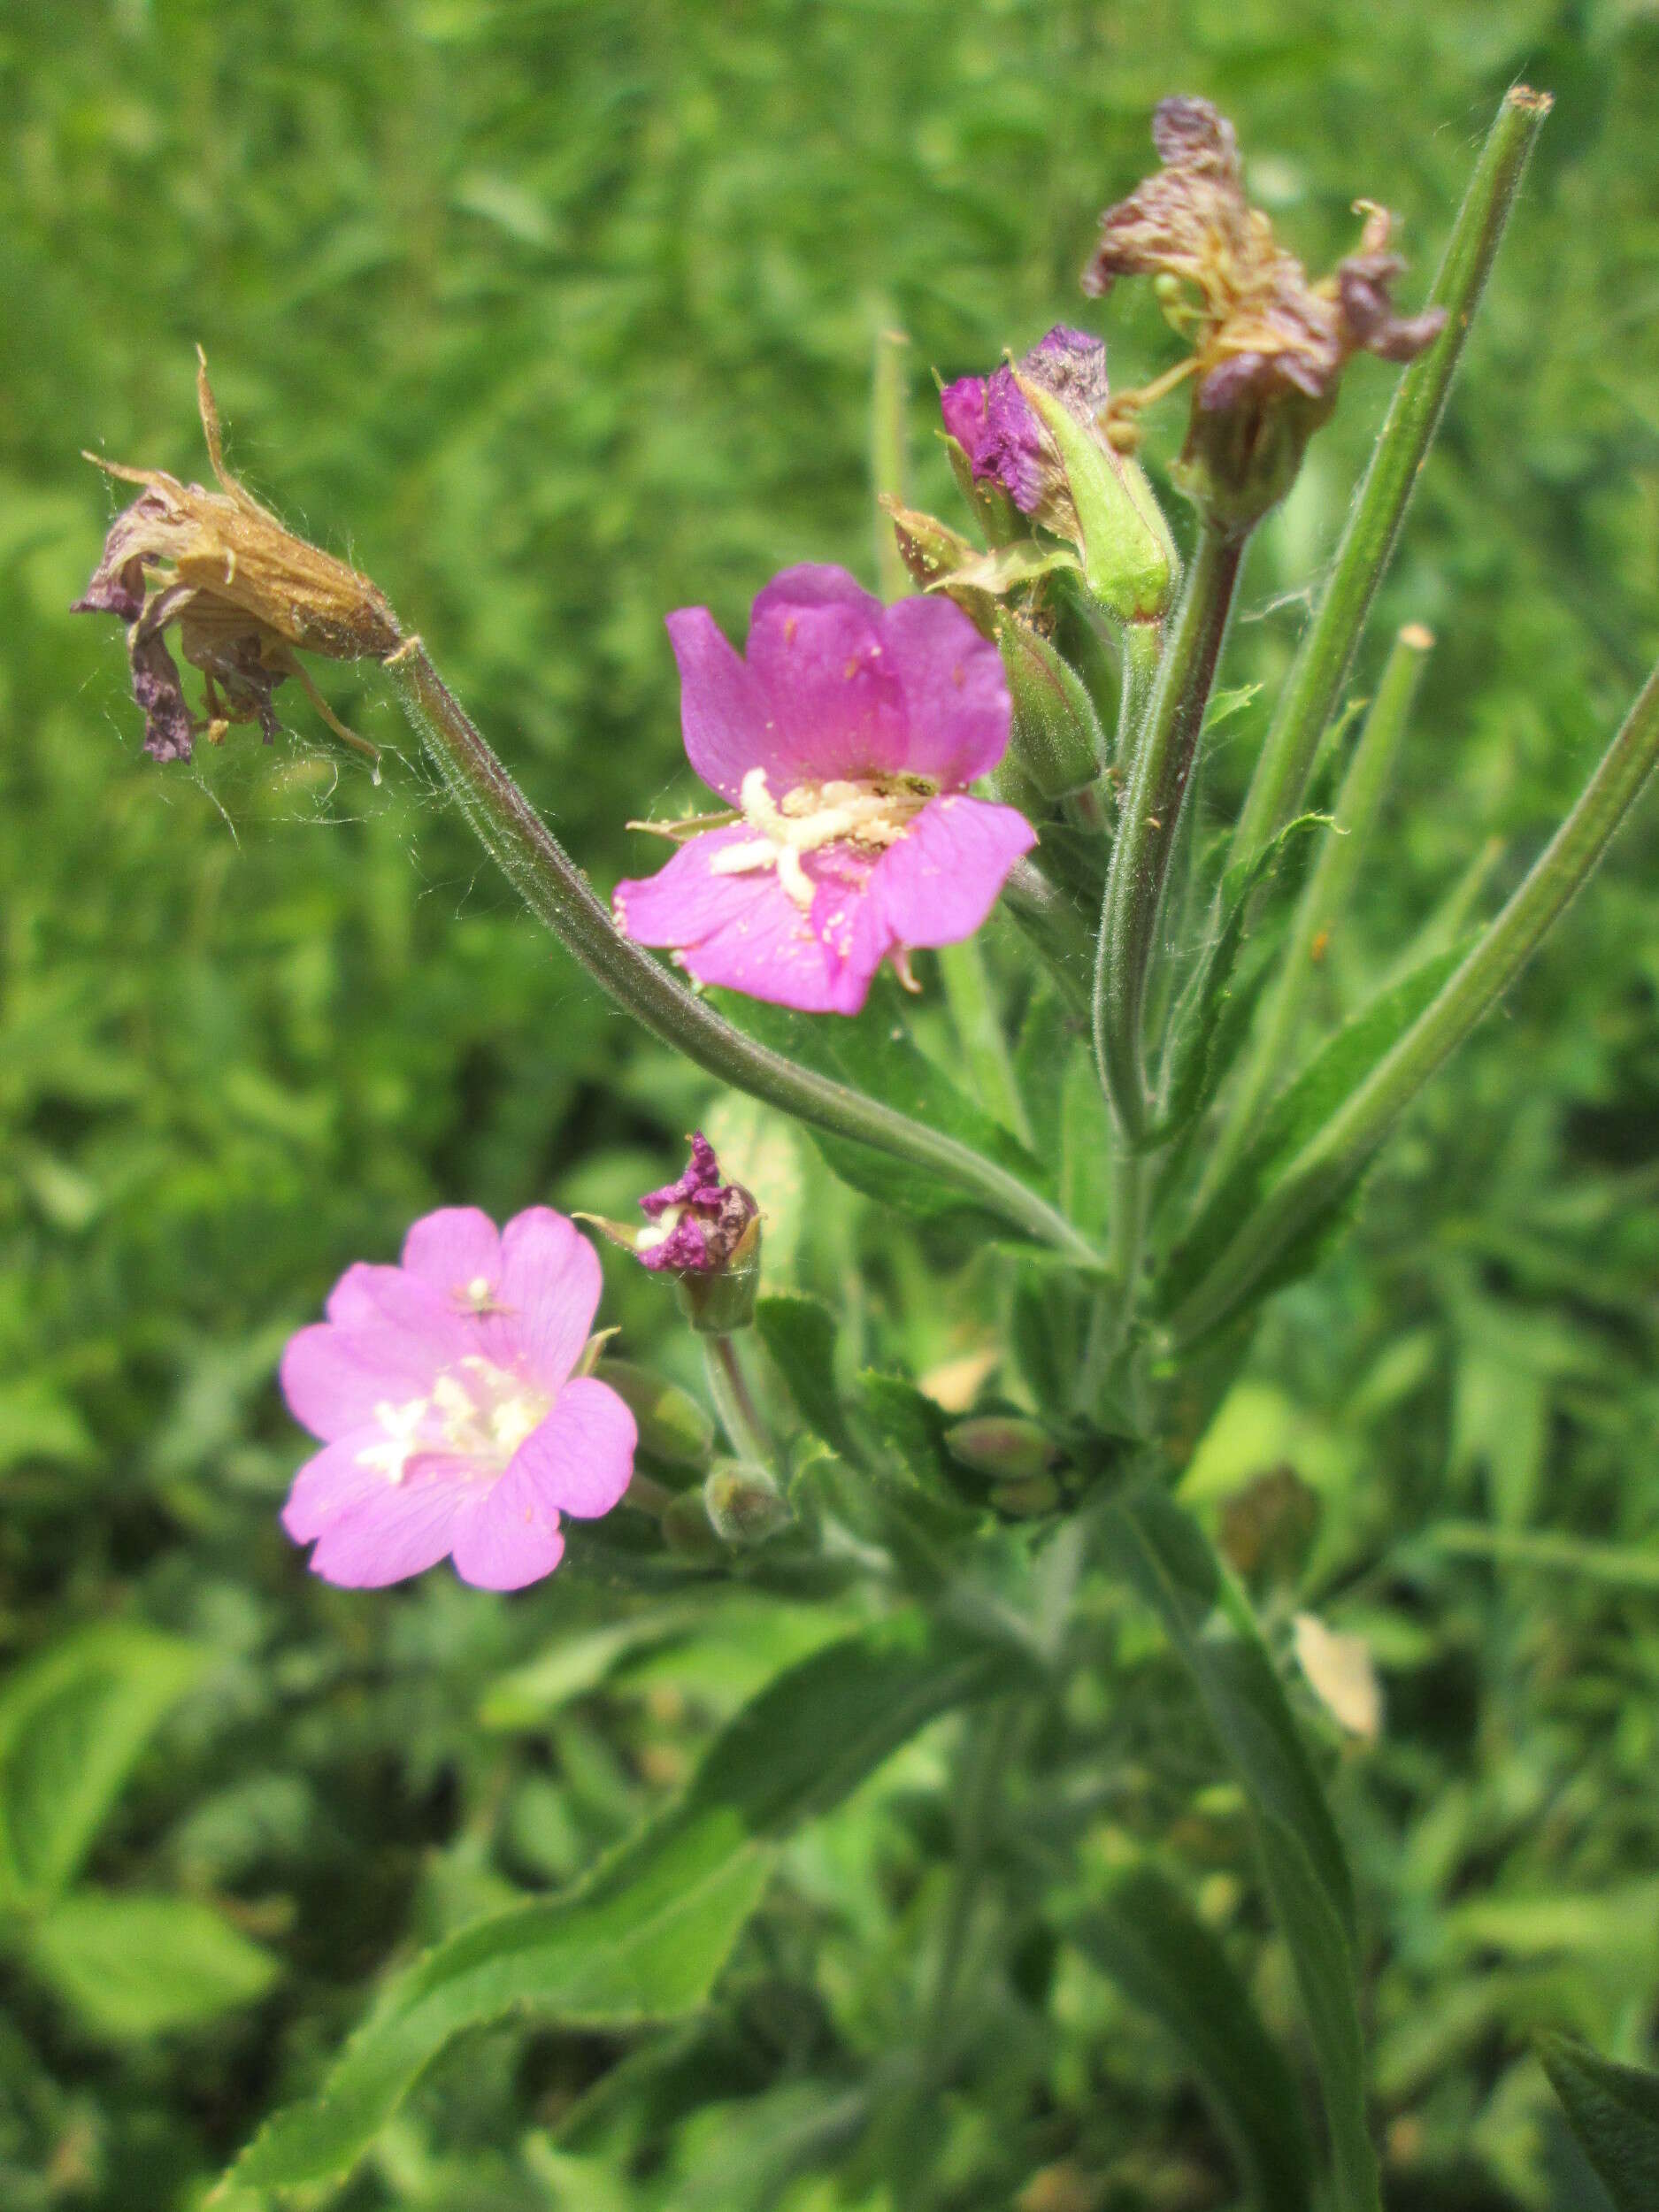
(612, 565, 1036, 1014)
(279, 1208, 637, 1592)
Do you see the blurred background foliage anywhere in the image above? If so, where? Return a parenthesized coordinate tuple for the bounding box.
(2, 0, 1658, 2206)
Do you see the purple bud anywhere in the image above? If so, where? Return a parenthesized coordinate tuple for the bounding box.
(637, 1132, 759, 1278)
(940, 326, 1109, 526)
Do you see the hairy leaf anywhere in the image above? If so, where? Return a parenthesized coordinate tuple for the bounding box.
(1103, 1486, 1376, 2212)
(1540, 2036, 1659, 2212)
(0, 1624, 207, 1911)
(1071, 1863, 1312, 2210)
(227, 1615, 1002, 2191)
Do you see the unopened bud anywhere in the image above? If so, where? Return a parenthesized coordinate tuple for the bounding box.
(990, 1474, 1062, 1518)
(1014, 373, 1177, 625)
(995, 611, 1107, 798)
(593, 1359, 715, 1471)
(881, 497, 979, 597)
(703, 1460, 792, 1547)
(661, 1491, 724, 1557)
(584, 1134, 763, 1336)
(945, 1414, 1060, 1484)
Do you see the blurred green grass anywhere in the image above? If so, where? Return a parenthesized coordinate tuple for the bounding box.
(3, 2, 1658, 2206)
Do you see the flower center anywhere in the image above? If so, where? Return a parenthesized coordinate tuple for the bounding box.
(357, 1356, 550, 1485)
(709, 765, 935, 911)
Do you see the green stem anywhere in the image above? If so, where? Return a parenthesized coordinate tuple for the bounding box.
(703, 1335, 774, 1471)
(1094, 526, 1247, 1142)
(388, 642, 1100, 1267)
(1114, 615, 1165, 768)
(1230, 87, 1551, 866)
(1169, 653, 1659, 1347)
(937, 937, 1033, 1146)
(1214, 624, 1432, 1185)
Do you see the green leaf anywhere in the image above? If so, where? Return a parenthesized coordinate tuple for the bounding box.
(1159, 946, 1463, 1324)
(757, 1294, 859, 1462)
(1071, 1863, 1312, 2211)
(226, 1615, 1002, 2192)
(716, 977, 1052, 1225)
(28, 1892, 279, 2039)
(0, 1624, 208, 1910)
(856, 1373, 979, 1533)
(1102, 1486, 1377, 2212)
(1540, 2037, 1659, 2212)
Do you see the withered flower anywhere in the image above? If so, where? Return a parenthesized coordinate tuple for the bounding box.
(1083, 98, 1446, 526)
(75, 353, 402, 764)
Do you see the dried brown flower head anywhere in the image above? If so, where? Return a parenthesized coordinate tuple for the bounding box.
(75, 353, 402, 764)
(1083, 98, 1447, 526)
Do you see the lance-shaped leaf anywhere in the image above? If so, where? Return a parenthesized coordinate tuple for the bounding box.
(0, 1624, 207, 1912)
(1070, 1863, 1313, 2210)
(1540, 2036, 1659, 2212)
(226, 1614, 1008, 2192)
(1102, 1486, 1378, 2212)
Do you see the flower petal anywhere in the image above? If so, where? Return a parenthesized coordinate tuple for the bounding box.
(280, 1430, 399, 1543)
(876, 595, 1011, 787)
(401, 1208, 502, 1303)
(867, 795, 1036, 949)
(305, 1467, 467, 1588)
(511, 1375, 637, 1518)
(664, 606, 782, 803)
(280, 1321, 435, 1443)
(323, 1263, 477, 1370)
(747, 572, 909, 784)
(616, 828, 865, 1012)
(497, 1209, 601, 1391)
(449, 1460, 566, 1592)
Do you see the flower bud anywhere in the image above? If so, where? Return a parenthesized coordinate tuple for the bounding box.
(941, 328, 1176, 627)
(995, 611, 1107, 799)
(592, 1359, 715, 1471)
(1011, 373, 1177, 625)
(703, 1460, 792, 1547)
(661, 1490, 724, 1558)
(945, 1414, 1061, 1484)
(881, 497, 980, 600)
(585, 1133, 763, 1335)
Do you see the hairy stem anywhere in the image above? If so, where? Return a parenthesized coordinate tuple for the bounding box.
(388, 642, 1101, 1264)
(1170, 653, 1659, 1346)
(1229, 87, 1551, 866)
(703, 1335, 775, 1471)
(1094, 526, 1246, 1142)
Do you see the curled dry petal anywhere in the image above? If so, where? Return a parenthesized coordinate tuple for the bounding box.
(75, 352, 401, 764)
(1082, 97, 1446, 522)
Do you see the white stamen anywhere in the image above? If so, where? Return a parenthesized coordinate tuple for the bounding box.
(356, 1359, 550, 1486)
(706, 766, 935, 910)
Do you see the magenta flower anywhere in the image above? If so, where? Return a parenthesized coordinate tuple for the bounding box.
(637, 1133, 758, 1275)
(612, 565, 1036, 1014)
(941, 326, 1110, 526)
(279, 1207, 637, 1591)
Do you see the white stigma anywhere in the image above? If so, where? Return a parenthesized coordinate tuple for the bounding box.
(708, 765, 934, 911)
